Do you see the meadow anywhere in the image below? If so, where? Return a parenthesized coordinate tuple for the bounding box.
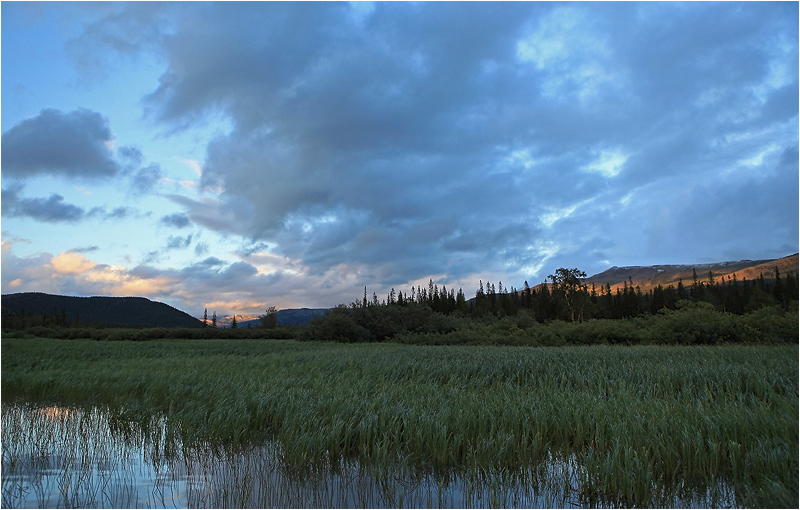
(1, 337, 797, 508)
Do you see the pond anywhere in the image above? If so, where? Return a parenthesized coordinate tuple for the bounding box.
(1, 403, 736, 508)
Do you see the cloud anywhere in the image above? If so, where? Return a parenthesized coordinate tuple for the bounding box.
(118, 145, 144, 170)
(105, 207, 133, 219)
(131, 163, 163, 194)
(166, 194, 252, 235)
(1, 108, 121, 179)
(2, 186, 141, 223)
(2, 246, 179, 304)
(63, 1, 172, 81)
(69, 245, 100, 253)
(51, 252, 98, 274)
(55, 2, 799, 294)
(160, 212, 191, 229)
(165, 235, 192, 250)
(194, 242, 209, 256)
(2, 185, 86, 223)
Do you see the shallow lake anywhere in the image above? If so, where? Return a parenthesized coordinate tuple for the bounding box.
(1, 403, 736, 508)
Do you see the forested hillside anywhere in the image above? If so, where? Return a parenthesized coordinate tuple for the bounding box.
(297, 256, 798, 345)
(1, 293, 202, 329)
(585, 253, 799, 293)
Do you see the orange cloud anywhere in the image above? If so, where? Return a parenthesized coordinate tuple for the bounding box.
(51, 252, 97, 274)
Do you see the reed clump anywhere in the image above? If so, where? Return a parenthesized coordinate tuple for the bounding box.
(2, 338, 797, 508)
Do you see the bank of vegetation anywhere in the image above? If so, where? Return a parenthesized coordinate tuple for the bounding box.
(3, 267, 797, 346)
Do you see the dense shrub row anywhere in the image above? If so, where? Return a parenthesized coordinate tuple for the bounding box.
(304, 301, 798, 346)
(4, 300, 796, 345)
(2, 325, 296, 341)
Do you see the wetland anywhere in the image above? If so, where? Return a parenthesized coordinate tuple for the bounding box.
(1, 339, 797, 508)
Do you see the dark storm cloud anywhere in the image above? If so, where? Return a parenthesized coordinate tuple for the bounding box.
(86, 2, 797, 285)
(1, 108, 121, 179)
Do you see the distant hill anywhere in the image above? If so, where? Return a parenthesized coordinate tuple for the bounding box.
(217, 308, 330, 328)
(1, 292, 203, 328)
(584, 253, 798, 293)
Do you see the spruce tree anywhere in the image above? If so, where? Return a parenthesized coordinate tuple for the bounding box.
(773, 267, 784, 306)
(677, 279, 686, 300)
(456, 288, 467, 312)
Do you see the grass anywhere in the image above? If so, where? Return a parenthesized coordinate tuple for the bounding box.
(2, 338, 797, 507)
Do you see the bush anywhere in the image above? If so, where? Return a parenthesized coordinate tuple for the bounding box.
(300, 310, 375, 342)
(741, 306, 800, 343)
(643, 301, 746, 344)
(569, 319, 644, 345)
(533, 327, 566, 347)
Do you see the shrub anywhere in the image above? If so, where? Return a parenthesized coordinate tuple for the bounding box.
(301, 311, 375, 342)
(643, 301, 745, 344)
(742, 306, 800, 343)
(571, 319, 644, 345)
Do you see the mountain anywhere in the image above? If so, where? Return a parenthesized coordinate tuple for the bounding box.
(214, 314, 261, 328)
(215, 308, 330, 328)
(583, 253, 799, 293)
(1, 292, 203, 328)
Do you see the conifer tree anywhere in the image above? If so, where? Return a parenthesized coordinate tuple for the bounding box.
(456, 288, 467, 312)
(677, 279, 686, 300)
(524, 280, 532, 309)
(212, 312, 217, 328)
(231, 315, 238, 328)
(773, 267, 784, 305)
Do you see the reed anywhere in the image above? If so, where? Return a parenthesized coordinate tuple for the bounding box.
(2, 338, 797, 507)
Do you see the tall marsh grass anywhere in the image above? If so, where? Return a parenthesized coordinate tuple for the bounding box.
(2, 338, 797, 507)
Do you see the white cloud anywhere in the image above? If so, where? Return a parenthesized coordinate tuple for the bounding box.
(582, 149, 628, 178)
(738, 143, 780, 167)
(516, 7, 617, 101)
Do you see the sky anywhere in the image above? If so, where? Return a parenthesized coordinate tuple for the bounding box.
(2, 1, 798, 318)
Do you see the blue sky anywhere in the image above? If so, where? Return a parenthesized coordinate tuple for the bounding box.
(2, 1, 798, 318)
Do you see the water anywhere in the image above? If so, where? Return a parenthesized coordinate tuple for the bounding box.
(1, 403, 736, 508)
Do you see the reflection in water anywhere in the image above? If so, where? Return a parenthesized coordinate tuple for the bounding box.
(2, 403, 735, 508)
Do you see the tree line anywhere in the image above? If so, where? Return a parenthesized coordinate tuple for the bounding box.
(343, 266, 798, 323)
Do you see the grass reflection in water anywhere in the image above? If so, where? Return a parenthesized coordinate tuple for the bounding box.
(2, 403, 741, 509)
(2, 403, 590, 508)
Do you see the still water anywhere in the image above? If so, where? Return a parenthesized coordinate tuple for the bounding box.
(1, 403, 735, 508)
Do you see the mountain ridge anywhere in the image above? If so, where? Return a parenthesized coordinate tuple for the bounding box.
(215, 308, 330, 328)
(1, 292, 202, 328)
(582, 253, 798, 293)
(3, 255, 795, 326)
